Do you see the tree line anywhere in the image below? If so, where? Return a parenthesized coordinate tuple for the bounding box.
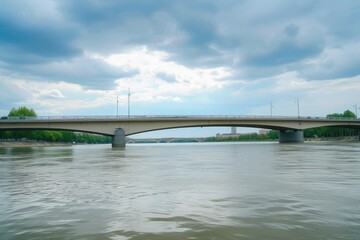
(304, 110, 358, 138)
(0, 107, 111, 144)
(206, 110, 359, 142)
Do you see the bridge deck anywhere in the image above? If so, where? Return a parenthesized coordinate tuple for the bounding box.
(1, 115, 360, 136)
(1, 115, 358, 121)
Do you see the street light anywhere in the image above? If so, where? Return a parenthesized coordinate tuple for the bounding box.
(354, 104, 358, 118)
(296, 97, 300, 117)
(270, 102, 273, 116)
(116, 95, 119, 117)
(128, 88, 131, 118)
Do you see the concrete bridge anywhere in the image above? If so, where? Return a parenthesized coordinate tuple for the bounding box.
(1, 115, 360, 147)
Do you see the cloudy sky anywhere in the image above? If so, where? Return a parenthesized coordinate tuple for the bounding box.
(1, 0, 360, 137)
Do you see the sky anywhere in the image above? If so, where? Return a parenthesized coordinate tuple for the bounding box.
(1, 0, 360, 138)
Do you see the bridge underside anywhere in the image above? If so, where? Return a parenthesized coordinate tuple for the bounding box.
(111, 128, 305, 147)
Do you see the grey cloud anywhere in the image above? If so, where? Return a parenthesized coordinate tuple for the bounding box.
(0, 14, 80, 63)
(58, 0, 223, 64)
(245, 38, 324, 67)
(284, 24, 300, 38)
(2, 56, 137, 89)
(300, 43, 360, 80)
(33, 58, 137, 89)
(1, 0, 360, 90)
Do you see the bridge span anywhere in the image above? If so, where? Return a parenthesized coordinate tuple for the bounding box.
(1, 115, 360, 147)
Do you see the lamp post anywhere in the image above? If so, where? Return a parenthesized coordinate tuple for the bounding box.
(116, 95, 119, 117)
(128, 89, 130, 118)
(354, 104, 358, 118)
(270, 102, 273, 116)
(296, 97, 300, 117)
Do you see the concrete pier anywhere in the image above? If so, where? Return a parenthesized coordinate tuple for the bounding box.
(112, 128, 126, 148)
(279, 130, 304, 143)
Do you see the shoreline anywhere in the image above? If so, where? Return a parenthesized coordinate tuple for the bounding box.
(1, 136, 359, 148)
(305, 136, 359, 142)
(0, 141, 73, 148)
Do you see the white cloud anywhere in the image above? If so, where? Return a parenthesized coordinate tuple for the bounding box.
(246, 74, 360, 117)
(0, 78, 116, 115)
(89, 46, 231, 102)
(155, 96, 182, 103)
(34, 89, 65, 98)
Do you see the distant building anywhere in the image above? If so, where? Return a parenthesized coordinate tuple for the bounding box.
(216, 133, 237, 138)
(231, 127, 237, 135)
(215, 127, 239, 138)
(259, 129, 271, 135)
(216, 131, 257, 138)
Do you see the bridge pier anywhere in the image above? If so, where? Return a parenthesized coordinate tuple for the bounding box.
(279, 130, 304, 143)
(112, 128, 126, 148)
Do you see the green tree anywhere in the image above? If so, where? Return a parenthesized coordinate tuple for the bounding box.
(305, 110, 357, 138)
(268, 130, 279, 139)
(8, 106, 36, 117)
(2, 107, 112, 143)
(343, 110, 356, 118)
(60, 131, 76, 142)
(6, 107, 37, 140)
(327, 110, 355, 119)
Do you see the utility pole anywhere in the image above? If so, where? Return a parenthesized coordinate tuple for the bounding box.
(354, 104, 358, 118)
(296, 97, 300, 117)
(128, 88, 130, 118)
(116, 95, 119, 117)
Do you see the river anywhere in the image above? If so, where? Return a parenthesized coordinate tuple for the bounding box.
(1, 142, 360, 239)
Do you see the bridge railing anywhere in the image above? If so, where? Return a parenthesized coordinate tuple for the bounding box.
(1, 115, 358, 121)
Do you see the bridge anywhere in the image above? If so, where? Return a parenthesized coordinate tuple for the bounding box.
(1, 115, 360, 147)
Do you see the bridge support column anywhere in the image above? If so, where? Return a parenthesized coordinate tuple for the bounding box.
(279, 130, 304, 143)
(112, 128, 126, 148)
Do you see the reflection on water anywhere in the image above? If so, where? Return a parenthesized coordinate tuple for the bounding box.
(1, 142, 360, 239)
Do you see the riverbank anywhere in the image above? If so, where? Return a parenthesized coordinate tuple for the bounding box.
(1, 136, 358, 148)
(305, 136, 359, 142)
(0, 141, 73, 148)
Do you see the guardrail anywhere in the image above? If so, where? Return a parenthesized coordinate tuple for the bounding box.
(0, 115, 358, 121)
